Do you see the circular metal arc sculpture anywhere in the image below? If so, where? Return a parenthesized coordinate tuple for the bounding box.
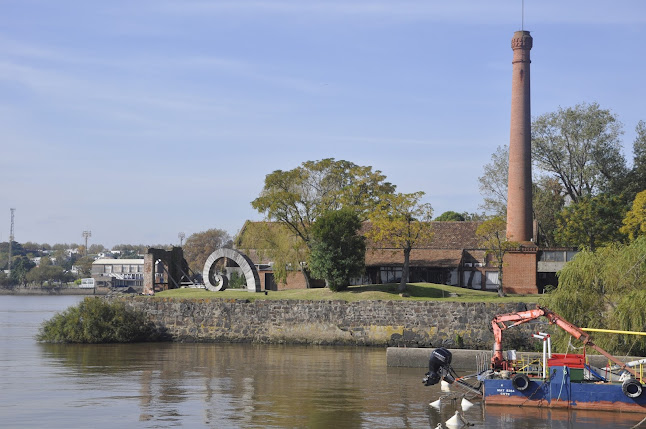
(202, 248, 261, 292)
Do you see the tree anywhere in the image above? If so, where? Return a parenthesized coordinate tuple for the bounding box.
(434, 211, 466, 222)
(540, 237, 646, 355)
(555, 194, 626, 250)
(111, 244, 148, 258)
(251, 158, 395, 288)
(620, 190, 646, 242)
(9, 256, 35, 286)
(476, 217, 519, 297)
(236, 221, 309, 286)
(532, 102, 626, 203)
(26, 263, 72, 287)
(478, 145, 509, 217)
(183, 229, 232, 274)
(308, 208, 366, 291)
(88, 244, 105, 254)
(75, 256, 95, 277)
(365, 192, 434, 293)
(22, 242, 43, 257)
(622, 121, 646, 200)
(532, 176, 565, 247)
(461, 212, 487, 221)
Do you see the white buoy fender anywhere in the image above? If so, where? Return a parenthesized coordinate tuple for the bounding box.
(441, 379, 451, 392)
(429, 399, 441, 409)
(461, 397, 474, 411)
(445, 411, 462, 427)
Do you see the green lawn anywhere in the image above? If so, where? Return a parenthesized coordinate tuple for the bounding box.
(154, 282, 539, 303)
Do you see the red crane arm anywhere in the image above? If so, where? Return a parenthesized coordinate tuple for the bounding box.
(490, 306, 636, 377)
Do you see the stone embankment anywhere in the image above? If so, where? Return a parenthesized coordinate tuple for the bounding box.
(119, 297, 539, 349)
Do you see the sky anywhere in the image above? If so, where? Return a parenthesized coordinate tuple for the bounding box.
(1, 1, 645, 249)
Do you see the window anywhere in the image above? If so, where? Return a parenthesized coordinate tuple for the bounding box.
(380, 267, 402, 283)
(540, 251, 565, 262)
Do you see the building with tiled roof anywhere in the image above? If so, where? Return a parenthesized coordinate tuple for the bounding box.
(235, 220, 507, 292)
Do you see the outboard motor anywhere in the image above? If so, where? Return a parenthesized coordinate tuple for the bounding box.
(422, 348, 455, 386)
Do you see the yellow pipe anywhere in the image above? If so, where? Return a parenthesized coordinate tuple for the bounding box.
(582, 327, 646, 336)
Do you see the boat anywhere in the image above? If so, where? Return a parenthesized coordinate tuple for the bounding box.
(422, 306, 646, 413)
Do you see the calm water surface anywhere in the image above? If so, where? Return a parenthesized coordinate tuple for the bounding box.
(1, 296, 644, 428)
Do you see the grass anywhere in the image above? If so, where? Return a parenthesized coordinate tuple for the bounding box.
(154, 282, 539, 303)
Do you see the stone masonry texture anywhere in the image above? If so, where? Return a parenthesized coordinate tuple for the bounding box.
(117, 297, 538, 348)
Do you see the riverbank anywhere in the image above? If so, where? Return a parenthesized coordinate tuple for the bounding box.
(0, 286, 109, 296)
(118, 296, 539, 348)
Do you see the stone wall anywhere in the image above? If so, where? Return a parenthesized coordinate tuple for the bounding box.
(118, 297, 540, 348)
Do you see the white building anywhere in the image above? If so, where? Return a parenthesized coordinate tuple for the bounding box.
(91, 259, 145, 289)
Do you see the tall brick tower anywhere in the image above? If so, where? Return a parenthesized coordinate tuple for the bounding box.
(506, 30, 533, 243)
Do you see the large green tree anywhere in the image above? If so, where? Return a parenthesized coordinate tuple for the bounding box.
(251, 158, 394, 288)
(541, 237, 646, 355)
(183, 229, 232, 274)
(365, 191, 434, 293)
(532, 102, 627, 203)
(555, 194, 626, 250)
(308, 208, 365, 292)
(476, 217, 519, 297)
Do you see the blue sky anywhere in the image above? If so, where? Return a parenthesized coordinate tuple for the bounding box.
(1, 1, 645, 248)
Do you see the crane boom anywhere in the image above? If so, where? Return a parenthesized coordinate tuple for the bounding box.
(491, 305, 636, 377)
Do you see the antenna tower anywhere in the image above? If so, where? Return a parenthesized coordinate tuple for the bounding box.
(178, 232, 185, 247)
(82, 230, 92, 256)
(8, 208, 15, 274)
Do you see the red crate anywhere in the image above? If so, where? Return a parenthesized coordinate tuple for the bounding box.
(548, 353, 585, 368)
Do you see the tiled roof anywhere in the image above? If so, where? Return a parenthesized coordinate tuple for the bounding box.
(365, 248, 463, 267)
(362, 221, 483, 249)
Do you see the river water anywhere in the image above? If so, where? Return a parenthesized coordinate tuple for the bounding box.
(1, 295, 644, 428)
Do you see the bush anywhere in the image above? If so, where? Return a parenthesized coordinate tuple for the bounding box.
(228, 271, 247, 289)
(37, 298, 160, 343)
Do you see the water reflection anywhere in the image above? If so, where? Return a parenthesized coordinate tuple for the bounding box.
(36, 342, 646, 428)
(4, 297, 646, 428)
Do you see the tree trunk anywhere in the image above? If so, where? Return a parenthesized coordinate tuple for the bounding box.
(497, 265, 505, 297)
(399, 247, 411, 293)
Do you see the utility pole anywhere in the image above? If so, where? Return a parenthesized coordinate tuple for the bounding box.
(178, 232, 185, 247)
(82, 230, 92, 256)
(8, 208, 15, 274)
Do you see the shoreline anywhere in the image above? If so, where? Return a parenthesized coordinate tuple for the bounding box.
(0, 287, 109, 296)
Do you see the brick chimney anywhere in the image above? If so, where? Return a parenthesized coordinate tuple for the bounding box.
(506, 31, 533, 243)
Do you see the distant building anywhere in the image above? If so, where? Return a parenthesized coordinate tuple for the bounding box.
(91, 259, 145, 289)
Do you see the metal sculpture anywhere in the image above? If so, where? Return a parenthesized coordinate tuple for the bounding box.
(202, 248, 261, 292)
